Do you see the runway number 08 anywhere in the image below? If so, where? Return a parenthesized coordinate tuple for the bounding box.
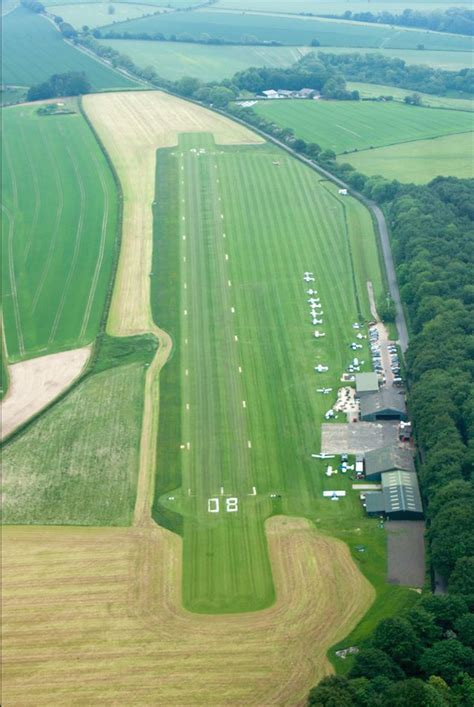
(208, 497, 238, 513)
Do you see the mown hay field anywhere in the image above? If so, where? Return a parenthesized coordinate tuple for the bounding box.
(1, 103, 118, 362)
(344, 130, 474, 182)
(253, 99, 473, 153)
(2, 518, 374, 706)
(2, 363, 145, 525)
(101, 8, 473, 51)
(346, 81, 474, 111)
(2, 6, 138, 88)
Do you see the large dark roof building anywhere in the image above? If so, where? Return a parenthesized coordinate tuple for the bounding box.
(359, 388, 407, 422)
(365, 445, 415, 481)
(364, 470, 423, 520)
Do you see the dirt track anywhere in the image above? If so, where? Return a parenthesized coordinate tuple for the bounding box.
(1, 347, 90, 441)
(2, 519, 374, 706)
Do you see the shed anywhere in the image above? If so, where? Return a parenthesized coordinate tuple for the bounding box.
(365, 445, 415, 481)
(382, 470, 423, 519)
(355, 372, 379, 394)
(359, 388, 407, 421)
(365, 492, 385, 515)
(262, 89, 279, 98)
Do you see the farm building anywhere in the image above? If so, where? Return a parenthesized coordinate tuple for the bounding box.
(364, 445, 415, 481)
(355, 372, 379, 394)
(262, 89, 280, 99)
(359, 388, 407, 422)
(364, 470, 423, 520)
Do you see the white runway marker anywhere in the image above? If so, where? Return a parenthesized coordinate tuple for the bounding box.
(185, 369, 189, 377)
(184, 309, 187, 316)
(249, 486, 257, 496)
(187, 442, 191, 450)
(221, 214, 224, 219)
(228, 279, 232, 287)
(234, 335, 238, 342)
(223, 233, 226, 238)
(180, 444, 185, 449)
(186, 403, 190, 411)
(183, 256, 186, 262)
(247, 440, 252, 449)
(238, 366, 242, 373)
(220, 487, 224, 495)
(231, 307, 235, 313)
(242, 400, 246, 408)
(225, 254, 229, 261)
(182, 235, 186, 240)
(184, 282, 187, 289)
(182, 216, 185, 220)
(188, 488, 192, 497)
(184, 338, 188, 345)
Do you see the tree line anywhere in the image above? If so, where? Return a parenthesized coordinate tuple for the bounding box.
(26, 72, 91, 101)
(320, 7, 474, 37)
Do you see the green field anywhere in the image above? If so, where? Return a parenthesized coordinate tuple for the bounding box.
(2, 363, 145, 525)
(347, 81, 474, 110)
(1, 104, 118, 361)
(345, 130, 474, 182)
(214, 0, 470, 12)
(102, 40, 308, 81)
(2, 6, 138, 88)
(44, 0, 197, 5)
(318, 46, 474, 70)
(149, 132, 400, 613)
(253, 99, 473, 153)
(103, 9, 473, 51)
(51, 2, 165, 29)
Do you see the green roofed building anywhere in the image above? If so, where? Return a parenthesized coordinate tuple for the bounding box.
(364, 470, 423, 520)
(365, 445, 415, 481)
(355, 372, 379, 394)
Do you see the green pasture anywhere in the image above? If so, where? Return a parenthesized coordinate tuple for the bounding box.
(345, 131, 474, 182)
(2, 363, 145, 525)
(101, 9, 473, 51)
(51, 2, 163, 29)
(347, 81, 474, 110)
(102, 40, 308, 81)
(149, 132, 417, 618)
(253, 99, 473, 153)
(2, 6, 138, 88)
(1, 104, 118, 361)
(43, 0, 196, 6)
(318, 46, 474, 70)
(0, 87, 27, 107)
(214, 0, 470, 13)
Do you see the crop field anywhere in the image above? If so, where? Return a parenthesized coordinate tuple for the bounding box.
(51, 2, 167, 29)
(318, 46, 474, 70)
(1, 103, 118, 362)
(102, 40, 309, 82)
(44, 0, 197, 5)
(149, 131, 390, 613)
(347, 81, 474, 111)
(2, 520, 374, 705)
(2, 363, 145, 526)
(345, 130, 474, 182)
(214, 0, 469, 12)
(102, 9, 473, 51)
(253, 99, 474, 153)
(2, 6, 138, 88)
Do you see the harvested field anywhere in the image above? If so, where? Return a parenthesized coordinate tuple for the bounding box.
(0, 346, 90, 441)
(1, 517, 374, 706)
(83, 90, 261, 336)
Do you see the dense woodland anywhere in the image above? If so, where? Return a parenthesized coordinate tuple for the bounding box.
(26, 71, 91, 101)
(322, 7, 474, 37)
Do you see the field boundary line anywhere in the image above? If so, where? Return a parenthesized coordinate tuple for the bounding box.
(341, 127, 474, 156)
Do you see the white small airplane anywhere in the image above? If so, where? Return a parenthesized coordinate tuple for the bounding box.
(312, 452, 335, 459)
(313, 318, 323, 325)
(308, 297, 318, 304)
(352, 323, 361, 329)
(304, 272, 315, 282)
(314, 330, 326, 338)
(306, 289, 318, 295)
(316, 387, 333, 394)
(325, 410, 335, 420)
(314, 364, 329, 372)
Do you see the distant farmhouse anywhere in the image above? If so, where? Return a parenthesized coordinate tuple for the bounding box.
(261, 88, 320, 99)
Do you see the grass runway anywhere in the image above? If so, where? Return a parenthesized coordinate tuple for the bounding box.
(152, 133, 386, 613)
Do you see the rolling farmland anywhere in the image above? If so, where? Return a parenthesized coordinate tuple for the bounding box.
(1, 103, 118, 361)
(345, 130, 474, 182)
(214, 0, 470, 12)
(347, 81, 474, 111)
(50, 2, 167, 29)
(102, 9, 473, 51)
(101, 40, 308, 82)
(2, 6, 138, 88)
(253, 99, 474, 153)
(2, 363, 145, 525)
